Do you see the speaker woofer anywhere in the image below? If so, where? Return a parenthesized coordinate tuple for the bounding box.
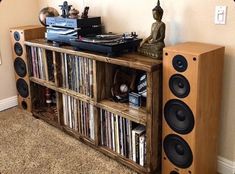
(14, 57, 27, 77)
(21, 101, 28, 110)
(164, 134, 193, 169)
(173, 55, 188, 72)
(14, 31, 20, 41)
(169, 74, 190, 98)
(170, 171, 179, 174)
(14, 42, 23, 56)
(164, 99, 194, 134)
(16, 79, 29, 98)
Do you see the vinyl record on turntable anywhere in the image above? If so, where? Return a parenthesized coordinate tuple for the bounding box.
(80, 34, 123, 43)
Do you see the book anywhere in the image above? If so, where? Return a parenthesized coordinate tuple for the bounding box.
(132, 125, 145, 163)
(111, 113, 116, 151)
(115, 114, 120, 154)
(139, 134, 146, 166)
(89, 104, 94, 140)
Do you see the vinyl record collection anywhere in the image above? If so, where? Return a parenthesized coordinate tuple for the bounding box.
(100, 109, 146, 166)
(29, 47, 54, 81)
(61, 54, 94, 97)
(62, 94, 95, 140)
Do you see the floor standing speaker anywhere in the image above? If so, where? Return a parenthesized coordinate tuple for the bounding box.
(162, 42, 224, 174)
(10, 26, 45, 112)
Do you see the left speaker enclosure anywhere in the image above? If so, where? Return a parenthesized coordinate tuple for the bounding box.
(10, 26, 45, 112)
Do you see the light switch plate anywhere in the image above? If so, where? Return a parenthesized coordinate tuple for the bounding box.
(0, 40, 1, 65)
(215, 6, 227, 25)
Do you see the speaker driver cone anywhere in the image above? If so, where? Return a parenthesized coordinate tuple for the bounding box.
(16, 79, 29, 98)
(169, 74, 190, 98)
(164, 99, 194, 134)
(14, 31, 21, 41)
(172, 55, 188, 72)
(164, 134, 193, 169)
(14, 42, 23, 56)
(14, 57, 27, 77)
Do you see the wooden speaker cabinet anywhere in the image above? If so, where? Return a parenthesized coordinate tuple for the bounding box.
(10, 26, 45, 112)
(162, 42, 224, 174)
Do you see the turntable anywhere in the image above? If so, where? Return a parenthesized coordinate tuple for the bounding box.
(70, 33, 142, 57)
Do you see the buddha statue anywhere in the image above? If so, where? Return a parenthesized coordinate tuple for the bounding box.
(138, 0, 166, 59)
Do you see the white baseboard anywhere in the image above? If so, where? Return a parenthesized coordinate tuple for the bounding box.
(0, 96, 18, 112)
(218, 156, 235, 174)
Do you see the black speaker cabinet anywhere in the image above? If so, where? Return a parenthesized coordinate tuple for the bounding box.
(10, 26, 45, 112)
(162, 42, 224, 174)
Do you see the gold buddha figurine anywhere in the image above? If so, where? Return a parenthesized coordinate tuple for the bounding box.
(139, 0, 165, 59)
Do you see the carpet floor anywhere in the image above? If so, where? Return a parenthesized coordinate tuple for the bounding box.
(0, 108, 136, 174)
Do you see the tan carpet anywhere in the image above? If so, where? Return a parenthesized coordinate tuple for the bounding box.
(0, 108, 136, 174)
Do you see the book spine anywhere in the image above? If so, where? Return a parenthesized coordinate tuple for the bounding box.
(135, 133, 140, 164)
(89, 59, 93, 97)
(119, 116, 124, 156)
(62, 94, 66, 126)
(132, 129, 136, 162)
(34, 47, 39, 78)
(102, 109, 106, 146)
(89, 104, 94, 140)
(74, 98, 78, 131)
(77, 100, 81, 133)
(111, 113, 115, 151)
(80, 101, 83, 135)
(31, 47, 35, 77)
(100, 109, 104, 145)
(115, 115, 120, 154)
(122, 117, 127, 157)
(139, 134, 145, 166)
(61, 53, 65, 88)
(64, 54, 68, 89)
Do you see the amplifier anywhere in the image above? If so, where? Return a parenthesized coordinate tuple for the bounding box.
(46, 16, 101, 28)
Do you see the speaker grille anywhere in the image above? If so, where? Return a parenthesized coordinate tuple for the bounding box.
(14, 57, 27, 77)
(164, 99, 194, 134)
(16, 79, 29, 98)
(14, 31, 21, 41)
(169, 74, 190, 98)
(164, 134, 193, 169)
(14, 42, 23, 56)
(172, 55, 188, 72)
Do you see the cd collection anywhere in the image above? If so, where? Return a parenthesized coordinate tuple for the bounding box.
(61, 53, 94, 97)
(62, 94, 95, 140)
(100, 109, 146, 166)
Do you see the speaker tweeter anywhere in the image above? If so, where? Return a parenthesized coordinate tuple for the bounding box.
(172, 55, 188, 72)
(13, 31, 21, 41)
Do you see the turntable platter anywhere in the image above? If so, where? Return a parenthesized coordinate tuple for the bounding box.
(80, 34, 123, 43)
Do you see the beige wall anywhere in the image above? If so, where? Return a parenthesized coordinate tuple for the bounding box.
(0, 0, 40, 100)
(0, 0, 233, 161)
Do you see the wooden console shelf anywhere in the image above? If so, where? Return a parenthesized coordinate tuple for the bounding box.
(25, 39, 162, 174)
